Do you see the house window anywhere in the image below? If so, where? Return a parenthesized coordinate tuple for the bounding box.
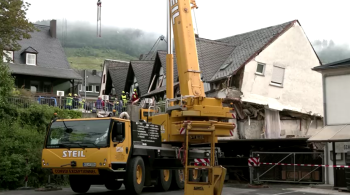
(78, 84, 83, 91)
(43, 82, 52, 93)
(103, 74, 106, 83)
(95, 86, 100, 93)
(30, 81, 40, 93)
(3, 50, 13, 63)
(270, 66, 285, 87)
(256, 63, 265, 75)
(26, 53, 36, 65)
(86, 85, 93, 92)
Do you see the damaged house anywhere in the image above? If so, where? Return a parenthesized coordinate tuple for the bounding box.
(143, 20, 324, 140)
(99, 59, 130, 97)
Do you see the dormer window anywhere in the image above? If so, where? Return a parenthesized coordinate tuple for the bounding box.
(21, 46, 38, 66)
(3, 50, 14, 63)
(26, 53, 36, 65)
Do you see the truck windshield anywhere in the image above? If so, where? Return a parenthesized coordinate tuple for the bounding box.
(46, 119, 111, 148)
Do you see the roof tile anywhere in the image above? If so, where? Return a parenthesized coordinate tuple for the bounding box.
(9, 24, 81, 80)
(131, 61, 154, 96)
(210, 20, 295, 81)
(104, 60, 130, 95)
(157, 37, 235, 82)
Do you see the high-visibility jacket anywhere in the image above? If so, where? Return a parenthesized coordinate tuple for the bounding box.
(80, 99, 85, 109)
(121, 95, 127, 108)
(114, 102, 120, 114)
(66, 97, 73, 106)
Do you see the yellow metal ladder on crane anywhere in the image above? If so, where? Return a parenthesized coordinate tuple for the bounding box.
(183, 121, 227, 195)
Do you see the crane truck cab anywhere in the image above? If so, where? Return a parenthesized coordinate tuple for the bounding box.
(42, 117, 212, 194)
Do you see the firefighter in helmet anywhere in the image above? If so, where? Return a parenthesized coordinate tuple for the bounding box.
(121, 91, 127, 112)
(65, 93, 73, 110)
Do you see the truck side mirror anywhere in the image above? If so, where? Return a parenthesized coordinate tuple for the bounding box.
(112, 122, 124, 142)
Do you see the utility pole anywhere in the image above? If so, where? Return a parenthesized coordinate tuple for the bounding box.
(85, 70, 87, 102)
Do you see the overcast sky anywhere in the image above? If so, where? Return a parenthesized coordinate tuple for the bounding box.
(25, 0, 350, 45)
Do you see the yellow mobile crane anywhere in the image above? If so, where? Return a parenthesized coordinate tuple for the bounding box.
(146, 1, 234, 195)
(41, 1, 235, 195)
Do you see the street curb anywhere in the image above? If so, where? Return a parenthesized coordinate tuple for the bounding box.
(309, 184, 334, 190)
(246, 184, 269, 188)
(17, 187, 35, 190)
(35, 187, 62, 191)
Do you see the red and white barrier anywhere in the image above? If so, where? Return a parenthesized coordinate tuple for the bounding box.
(260, 162, 350, 168)
(194, 158, 210, 169)
(180, 127, 186, 135)
(231, 113, 236, 119)
(247, 157, 350, 168)
(248, 157, 260, 167)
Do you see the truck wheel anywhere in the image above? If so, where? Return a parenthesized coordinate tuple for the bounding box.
(155, 169, 172, 191)
(105, 181, 122, 191)
(125, 156, 145, 195)
(69, 175, 91, 193)
(170, 169, 184, 189)
(189, 169, 201, 182)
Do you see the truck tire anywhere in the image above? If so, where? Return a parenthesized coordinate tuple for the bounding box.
(155, 169, 172, 191)
(69, 175, 91, 194)
(170, 169, 184, 189)
(105, 181, 122, 191)
(124, 156, 145, 195)
(189, 169, 201, 182)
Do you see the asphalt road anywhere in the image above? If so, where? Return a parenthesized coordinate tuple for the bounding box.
(0, 184, 345, 195)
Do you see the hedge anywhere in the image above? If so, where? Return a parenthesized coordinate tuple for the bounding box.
(0, 104, 81, 190)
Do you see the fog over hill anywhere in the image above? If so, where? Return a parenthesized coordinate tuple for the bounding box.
(35, 20, 350, 67)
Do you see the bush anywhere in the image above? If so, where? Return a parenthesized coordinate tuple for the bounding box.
(0, 103, 81, 189)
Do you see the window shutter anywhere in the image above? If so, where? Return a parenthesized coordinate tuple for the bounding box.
(271, 66, 285, 84)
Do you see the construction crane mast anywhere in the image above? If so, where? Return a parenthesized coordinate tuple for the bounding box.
(168, 0, 204, 97)
(150, 1, 234, 195)
(97, 0, 102, 37)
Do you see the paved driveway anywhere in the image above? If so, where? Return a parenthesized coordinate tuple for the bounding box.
(0, 184, 345, 195)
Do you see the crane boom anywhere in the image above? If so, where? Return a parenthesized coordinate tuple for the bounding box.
(170, 0, 205, 97)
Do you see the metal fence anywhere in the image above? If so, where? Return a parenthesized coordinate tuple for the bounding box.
(251, 152, 324, 184)
(8, 96, 167, 115)
(8, 96, 123, 113)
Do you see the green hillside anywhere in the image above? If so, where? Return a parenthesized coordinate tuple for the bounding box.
(34, 20, 164, 70)
(64, 47, 138, 70)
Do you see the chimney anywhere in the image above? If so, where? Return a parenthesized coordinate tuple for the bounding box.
(50, 20, 57, 38)
(195, 34, 199, 38)
(139, 54, 144, 60)
(92, 70, 97, 75)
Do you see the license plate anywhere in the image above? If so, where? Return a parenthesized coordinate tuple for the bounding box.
(52, 169, 99, 175)
(83, 162, 96, 167)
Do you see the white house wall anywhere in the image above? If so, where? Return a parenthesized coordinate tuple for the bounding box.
(240, 22, 323, 116)
(225, 119, 323, 140)
(99, 63, 108, 97)
(280, 119, 323, 138)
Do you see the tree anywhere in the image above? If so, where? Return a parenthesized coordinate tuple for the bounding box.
(0, 62, 14, 105)
(0, 0, 36, 102)
(0, 0, 37, 59)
